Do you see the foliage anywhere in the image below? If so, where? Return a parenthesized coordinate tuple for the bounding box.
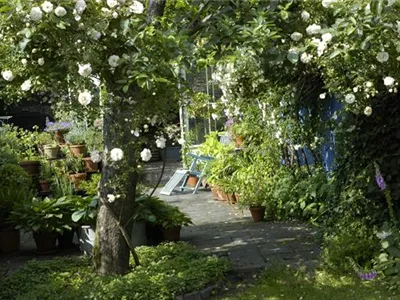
(64, 123, 87, 146)
(36, 131, 54, 147)
(0, 163, 32, 191)
(0, 243, 231, 300)
(0, 185, 33, 227)
(80, 174, 101, 196)
(218, 266, 396, 300)
(51, 174, 75, 199)
(0, 124, 22, 164)
(39, 159, 54, 181)
(16, 126, 41, 161)
(9, 197, 74, 233)
(66, 153, 85, 174)
(71, 195, 99, 225)
(321, 218, 379, 274)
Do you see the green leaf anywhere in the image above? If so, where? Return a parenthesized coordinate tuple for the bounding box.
(328, 50, 341, 59)
(72, 210, 85, 222)
(387, 247, 400, 258)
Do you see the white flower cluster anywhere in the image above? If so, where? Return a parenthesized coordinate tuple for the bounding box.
(155, 136, 166, 149)
(78, 90, 92, 105)
(322, 0, 338, 8)
(110, 148, 124, 161)
(1, 70, 14, 81)
(78, 63, 92, 77)
(140, 148, 152, 162)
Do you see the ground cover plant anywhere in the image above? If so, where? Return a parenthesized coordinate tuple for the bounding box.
(0, 242, 230, 300)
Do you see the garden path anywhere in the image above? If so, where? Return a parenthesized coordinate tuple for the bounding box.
(159, 189, 321, 272)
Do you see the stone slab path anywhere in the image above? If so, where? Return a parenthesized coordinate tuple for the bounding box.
(159, 189, 321, 272)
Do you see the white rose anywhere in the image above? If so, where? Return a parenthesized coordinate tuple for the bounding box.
(54, 6, 67, 17)
(301, 10, 310, 21)
(300, 52, 312, 64)
(384, 76, 395, 86)
(129, 1, 144, 14)
(306, 24, 321, 35)
(364, 106, 372, 116)
(107, 0, 118, 8)
(131, 128, 140, 137)
(178, 138, 185, 145)
(21, 59, 28, 66)
(30, 7, 43, 22)
(41, 1, 54, 13)
(107, 194, 116, 203)
(376, 51, 389, 63)
(75, 0, 86, 14)
(78, 63, 92, 77)
(1, 70, 14, 81)
(322, 0, 338, 8)
(155, 136, 166, 149)
(38, 58, 45, 65)
(290, 32, 303, 42)
(21, 79, 32, 91)
(78, 90, 92, 105)
(140, 148, 152, 162)
(211, 113, 218, 120)
(90, 150, 102, 163)
(365, 81, 373, 88)
(110, 148, 124, 161)
(321, 33, 333, 43)
(344, 93, 356, 104)
(319, 93, 326, 99)
(108, 55, 120, 68)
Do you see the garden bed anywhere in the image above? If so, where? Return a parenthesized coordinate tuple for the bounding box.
(0, 242, 230, 300)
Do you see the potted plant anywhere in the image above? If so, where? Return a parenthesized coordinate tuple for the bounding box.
(44, 120, 72, 145)
(158, 206, 192, 241)
(0, 186, 33, 253)
(37, 131, 59, 159)
(9, 197, 73, 254)
(39, 160, 54, 193)
(71, 195, 98, 254)
(66, 154, 87, 189)
(64, 124, 87, 157)
(18, 126, 41, 176)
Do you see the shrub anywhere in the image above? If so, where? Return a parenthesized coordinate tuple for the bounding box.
(0, 242, 231, 300)
(0, 163, 32, 190)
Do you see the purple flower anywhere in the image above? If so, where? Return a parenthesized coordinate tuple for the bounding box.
(225, 119, 234, 127)
(45, 121, 72, 132)
(359, 271, 377, 281)
(375, 174, 386, 191)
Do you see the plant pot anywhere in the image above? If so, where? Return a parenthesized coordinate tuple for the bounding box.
(69, 145, 86, 157)
(226, 193, 237, 204)
(211, 186, 226, 201)
(187, 175, 199, 187)
(234, 193, 241, 202)
(33, 231, 58, 254)
(84, 157, 99, 173)
(162, 226, 181, 242)
(55, 130, 66, 145)
(19, 160, 40, 176)
(146, 224, 164, 246)
(249, 206, 266, 223)
(0, 228, 20, 253)
(39, 180, 51, 193)
(69, 172, 87, 189)
(43, 145, 60, 159)
(78, 225, 95, 255)
(131, 221, 147, 247)
(58, 229, 76, 249)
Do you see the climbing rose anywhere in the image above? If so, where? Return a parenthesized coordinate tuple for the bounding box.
(78, 90, 92, 105)
(75, 0, 86, 14)
(300, 52, 312, 64)
(30, 7, 43, 22)
(78, 63, 92, 77)
(364, 106, 372, 116)
(322, 0, 338, 8)
(301, 10, 310, 21)
(21, 79, 32, 91)
(54, 6, 67, 17)
(129, 1, 144, 14)
(108, 55, 120, 68)
(140, 148, 152, 162)
(38, 58, 45, 66)
(321, 33, 333, 42)
(156, 136, 166, 149)
(110, 148, 124, 161)
(376, 51, 389, 63)
(107, 194, 116, 203)
(90, 150, 102, 163)
(290, 32, 303, 42)
(107, 0, 118, 8)
(306, 24, 321, 35)
(384, 76, 395, 86)
(41, 1, 54, 13)
(1, 70, 14, 81)
(344, 93, 356, 104)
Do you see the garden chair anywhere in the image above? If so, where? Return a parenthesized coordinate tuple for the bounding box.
(160, 153, 214, 195)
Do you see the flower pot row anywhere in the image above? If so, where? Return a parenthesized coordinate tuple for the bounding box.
(210, 186, 237, 204)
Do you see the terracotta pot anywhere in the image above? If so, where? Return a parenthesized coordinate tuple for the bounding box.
(0, 228, 20, 253)
(19, 161, 40, 176)
(226, 193, 237, 204)
(43, 145, 60, 159)
(39, 180, 51, 193)
(162, 226, 181, 242)
(84, 157, 99, 172)
(55, 130, 66, 145)
(249, 206, 266, 223)
(187, 175, 199, 187)
(211, 186, 227, 201)
(69, 145, 86, 157)
(58, 229, 75, 249)
(235, 136, 244, 148)
(234, 193, 241, 202)
(69, 172, 87, 189)
(33, 232, 58, 254)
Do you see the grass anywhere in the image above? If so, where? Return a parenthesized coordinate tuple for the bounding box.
(218, 267, 398, 300)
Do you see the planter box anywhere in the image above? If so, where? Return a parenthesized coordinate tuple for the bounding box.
(161, 146, 182, 162)
(78, 225, 95, 255)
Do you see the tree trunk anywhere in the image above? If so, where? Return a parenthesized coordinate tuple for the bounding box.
(94, 97, 139, 276)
